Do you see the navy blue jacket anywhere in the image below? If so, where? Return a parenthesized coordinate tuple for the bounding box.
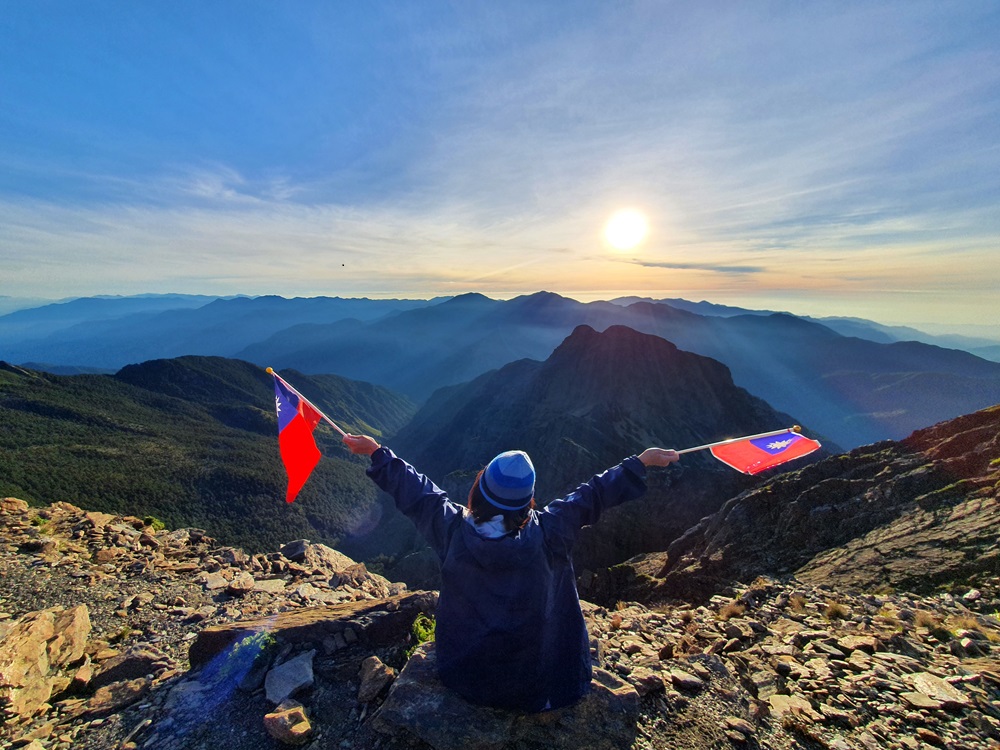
(366, 447, 647, 712)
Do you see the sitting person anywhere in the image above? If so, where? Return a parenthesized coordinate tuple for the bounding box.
(343, 433, 678, 712)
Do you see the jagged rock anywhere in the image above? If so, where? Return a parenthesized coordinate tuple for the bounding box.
(724, 716, 755, 736)
(768, 694, 822, 722)
(83, 677, 152, 718)
(48, 605, 90, 668)
(279, 539, 314, 562)
(837, 635, 878, 654)
(280, 540, 354, 572)
(294, 582, 348, 604)
(93, 548, 125, 564)
(253, 578, 287, 594)
(908, 672, 971, 709)
(264, 699, 313, 745)
(189, 592, 437, 667)
(901, 691, 944, 710)
(227, 572, 256, 597)
(90, 647, 165, 690)
(0, 605, 90, 721)
(0, 610, 56, 719)
(669, 669, 705, 693)
(358, 655, 396, 703)
(627, 666, 664, 696)
(83, 510, 115, 529)
(747, 670, 777, 699)
(963, 588, 982, 603)
(198, 572, 230, 591)
(265, 650, 315, 704)
(372, 643, 640, 750)
(71, 657, 94, 691)
(1, 497, 29, 514)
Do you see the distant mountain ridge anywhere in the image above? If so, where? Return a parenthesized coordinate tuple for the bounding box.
(0, 295, 440, 367)
(4, 291, 1000, 448)
(611, 295, 1000, 357)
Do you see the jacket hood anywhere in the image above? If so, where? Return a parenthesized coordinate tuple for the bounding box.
(458, 512, 545, 571)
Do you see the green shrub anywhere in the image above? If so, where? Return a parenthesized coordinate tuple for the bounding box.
(405, 614, 436, 659)
(143, 515, 166, 531)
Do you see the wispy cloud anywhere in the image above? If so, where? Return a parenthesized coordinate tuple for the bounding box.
(625, 260, 766, 275)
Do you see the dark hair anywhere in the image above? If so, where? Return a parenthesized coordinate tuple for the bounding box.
(467, 469, 535, 532)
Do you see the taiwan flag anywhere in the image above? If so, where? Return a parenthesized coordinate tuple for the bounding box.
(710, 432, 821, 475)
(273, 377, 323, 502)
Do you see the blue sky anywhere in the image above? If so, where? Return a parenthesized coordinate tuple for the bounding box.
(2, 1, 998, 329)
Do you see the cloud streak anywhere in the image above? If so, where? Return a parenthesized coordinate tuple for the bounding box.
(624, 259, 766, 275)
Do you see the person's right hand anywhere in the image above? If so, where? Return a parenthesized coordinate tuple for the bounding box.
(343, 434, 381, 456)
(638, 448, 679, 467)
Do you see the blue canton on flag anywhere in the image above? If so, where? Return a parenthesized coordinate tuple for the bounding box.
(750, 434, 800, 455)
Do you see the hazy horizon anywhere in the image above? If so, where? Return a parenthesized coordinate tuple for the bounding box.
(2, 3, 998, 329)
(2, 289, 999, 341)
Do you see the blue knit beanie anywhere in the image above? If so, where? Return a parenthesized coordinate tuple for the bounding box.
(479, 450, 536, 511)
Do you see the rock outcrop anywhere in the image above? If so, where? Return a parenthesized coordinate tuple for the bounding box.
(372, 642, 640, 750)
(611, 404, 1000, 603)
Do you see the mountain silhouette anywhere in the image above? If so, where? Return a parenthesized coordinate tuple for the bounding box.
(5, 292, 1000, 449)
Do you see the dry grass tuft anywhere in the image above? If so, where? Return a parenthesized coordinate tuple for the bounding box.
(717, 602, 746, 621)
(824, 601, 850, 621)
(788, 595, 808, 614)
(914, 609, 941, 629)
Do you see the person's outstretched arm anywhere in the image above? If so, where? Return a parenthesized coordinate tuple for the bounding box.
(540, 448, 679, 555)
(344, 433, 462, 560)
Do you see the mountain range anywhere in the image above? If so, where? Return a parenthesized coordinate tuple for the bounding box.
(612, 295, 1000, 358)
(2, 292, 999, 449)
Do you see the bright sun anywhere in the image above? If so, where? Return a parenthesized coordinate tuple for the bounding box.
(604, 209, 649, 251)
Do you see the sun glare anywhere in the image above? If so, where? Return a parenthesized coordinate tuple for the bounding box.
(604, 209, 649, 251)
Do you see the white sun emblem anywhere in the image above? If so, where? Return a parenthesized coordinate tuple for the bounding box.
(275, 395, 282, 416)
(766, 438, 794, 451)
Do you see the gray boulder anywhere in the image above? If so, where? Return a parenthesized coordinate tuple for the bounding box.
(372, 643, 639, 750)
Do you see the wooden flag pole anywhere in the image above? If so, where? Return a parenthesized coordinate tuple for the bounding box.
(267, 367, 348, 437)
(676, 426, 801, 455)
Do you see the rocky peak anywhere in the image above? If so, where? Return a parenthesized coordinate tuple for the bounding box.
(382, 323, 817, 584)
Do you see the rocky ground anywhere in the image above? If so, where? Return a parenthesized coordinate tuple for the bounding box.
(2, 496, 1000, 750)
